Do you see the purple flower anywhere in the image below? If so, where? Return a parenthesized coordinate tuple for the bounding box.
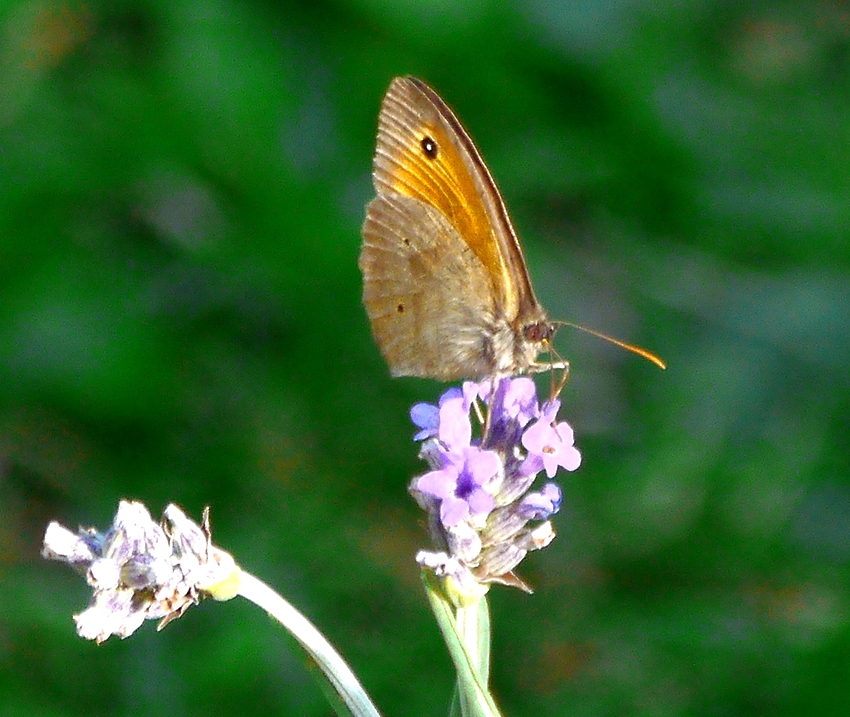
(410, 377, 580, 591)
(521, 400, 581, 478)
(437, 390, 473, 451)
(519, 483, 563, 520)
(480, 377, 539, 428)
(410, 402, 439, 441)
(460, 381, 481, 408)
(411, 385, 477, 449)
(414, 446, 501, 527)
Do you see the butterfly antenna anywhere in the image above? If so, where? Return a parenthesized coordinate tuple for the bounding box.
(553, 321, 667, 370)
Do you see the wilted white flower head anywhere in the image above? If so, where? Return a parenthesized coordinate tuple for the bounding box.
(42, 501, 240, 643)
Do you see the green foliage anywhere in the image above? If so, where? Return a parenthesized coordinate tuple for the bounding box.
(2, 0, 848, 715)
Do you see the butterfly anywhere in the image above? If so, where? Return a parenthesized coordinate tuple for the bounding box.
(360, 77, 664, 381)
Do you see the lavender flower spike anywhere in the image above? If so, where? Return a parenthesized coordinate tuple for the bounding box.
(410, 377, 581, 596)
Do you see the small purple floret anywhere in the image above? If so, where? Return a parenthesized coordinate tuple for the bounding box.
(437, 392, 473, 451)
(494, 377, 540, 427)
(521, 400, 581, 478)
(415, 445, 500, 527)
(520, 482, 563, 520)
(411, 402, 440, 440)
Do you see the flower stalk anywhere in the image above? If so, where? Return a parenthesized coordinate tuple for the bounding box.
(42, 501, 381, 717)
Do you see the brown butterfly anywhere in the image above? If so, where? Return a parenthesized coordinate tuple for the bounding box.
(359, 76, 663, 381)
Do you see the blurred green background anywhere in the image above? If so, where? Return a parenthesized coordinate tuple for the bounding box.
(2, 0, 849, 715)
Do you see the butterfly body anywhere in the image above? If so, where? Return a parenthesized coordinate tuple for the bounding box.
(360, 76, 555, 381)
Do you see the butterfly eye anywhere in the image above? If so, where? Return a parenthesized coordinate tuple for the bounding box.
(524, 322, 554, 343)
(420, 136, 438, 159)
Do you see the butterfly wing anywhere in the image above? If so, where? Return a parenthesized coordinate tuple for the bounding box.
(371, 76, 540, 320)
(361, 191, 511, 379)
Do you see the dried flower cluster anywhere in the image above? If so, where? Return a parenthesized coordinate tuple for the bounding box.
(42, 502, 239, 642)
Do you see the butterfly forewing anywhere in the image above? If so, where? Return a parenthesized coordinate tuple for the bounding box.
(373, 77, 543, 320)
